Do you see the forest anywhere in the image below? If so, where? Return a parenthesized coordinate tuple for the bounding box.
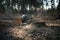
(0, 0, 60, 40)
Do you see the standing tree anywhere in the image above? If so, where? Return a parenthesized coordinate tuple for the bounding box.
(51, 0, 55, 9)
(57, 0, 60, 12)
(19, 0, 43, 14)
(0, 0, 5, 13)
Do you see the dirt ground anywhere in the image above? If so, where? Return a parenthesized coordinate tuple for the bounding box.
(0, 22, 60, 40)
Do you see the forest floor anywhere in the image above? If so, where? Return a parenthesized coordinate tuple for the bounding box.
(0, 12, 60, 40)
(0, 22, 60, 40)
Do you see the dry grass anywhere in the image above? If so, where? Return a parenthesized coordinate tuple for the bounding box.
(7, 23, 36, 40)
(5, 23, 56, 40)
